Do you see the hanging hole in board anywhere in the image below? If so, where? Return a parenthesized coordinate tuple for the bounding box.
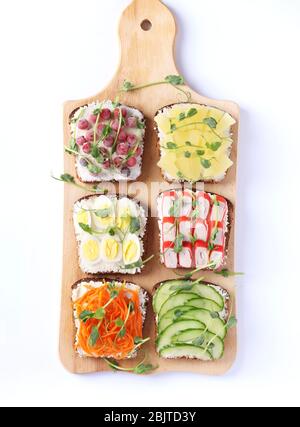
(140, 19, 152, 31)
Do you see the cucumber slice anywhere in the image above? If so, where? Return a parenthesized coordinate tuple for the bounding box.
(178, 284, 224, 310)
(157, 305, 205, 329)
(158, 292, 200, 318)
(171, 329, 224, 360)
(158, 292, 221, 319)
(153, 280, 191, 314)
(157, 320, 206, 352)
(160, 344, 212, 361)
(186, 298, 222, 313)
(159, 308, 227, 339)
(153, 280, 224, 314)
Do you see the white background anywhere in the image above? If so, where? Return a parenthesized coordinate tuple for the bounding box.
(0, 0, 299, 407)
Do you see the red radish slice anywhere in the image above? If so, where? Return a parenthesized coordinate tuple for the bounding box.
(127, 157, 137, 167)
(127, 134, 137, 145)
(116, 143, 129, 155)
(100, 108, 111, 120)
(113, 108, 127, 119)
(85, 130, 97, 142)
(118, 130, 127, 142)
(82, 142, 91, 154)
(78, 119, 90, 130)
(126, 117, 137, 128)
(76, 136, 86, 146)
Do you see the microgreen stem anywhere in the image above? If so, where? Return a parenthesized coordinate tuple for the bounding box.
(51, 174, 104, 193)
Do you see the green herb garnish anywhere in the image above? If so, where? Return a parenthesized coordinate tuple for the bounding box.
(174, 233, 184, 254)
(129, 217, 140, 233)
(216, 269, 244, 278)
(119, 75, 190, 101)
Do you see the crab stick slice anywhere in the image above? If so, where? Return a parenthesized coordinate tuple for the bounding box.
(178, 242, 193, 268)
(194, 219, 208, 242)
(179, 218, 192, 242)
(195, 191, 211, 220)
(194, 241, 209, 269)
(162, 242, 178, 268)
(180, 190, 193, 218)
(209, 246, 224, 269)
(162, 190, 176, 218)
(162, 218, 176, 242)
(210, 194, 228, 222)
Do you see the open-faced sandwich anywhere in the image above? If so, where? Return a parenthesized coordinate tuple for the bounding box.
(153, 279, 230, 360)
(72, 279, 148, 359)
(73, 194, 147, 274)
(158, 189, 230, 270)
(154, 103, 235, 182)
(70, 100, 145, 182)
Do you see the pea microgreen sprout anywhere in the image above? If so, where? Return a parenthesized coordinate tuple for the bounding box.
(103, 354, 158, 375)
(119, 75, 191, 102)
(51, 173, 106, 193)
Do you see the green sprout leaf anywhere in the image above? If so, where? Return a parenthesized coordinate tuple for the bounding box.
(94, 308, 105, 320)
(170, 123, 177, 132)
(187, 108, 198, 118)
(137, 120, 145, 129)
(121, 80, 135, 91)
(87, 164, 101, 174)
(196, 150, 205, 156)
(206, 141, 222, 151)
(227, 316, 238, 329)
(129, 217, 141, 233)
(184, 151, 191, 158)
(79, 223, 93, 234)
(91, 144, 100, 159)
(210, 311, 219, 319)
(203, 117, 217, 129)
(94, 208, 111, 218)
(69, 138, 78, 152)
(79, 310, 95, 322)
(200, 158, 211, 169)
(165, 75, 185, 85)
(178, 112, 186, 121)
(115, 317, 124, 327)
(174, 233, 185, 254)
(192, 336, 205, 347)
(89, 326, 99, 347)
(133, 363, 157, 375)
(216, 269, 244, 278)
(60, 173, 75, 184)
(166, 141, 178, 149)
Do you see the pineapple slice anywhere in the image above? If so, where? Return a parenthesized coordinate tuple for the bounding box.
(155, 103, 236, 182)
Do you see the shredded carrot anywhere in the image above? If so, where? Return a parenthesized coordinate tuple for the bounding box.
(73, 281, 143, 359)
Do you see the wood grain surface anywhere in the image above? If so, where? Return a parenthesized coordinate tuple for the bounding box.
(59, 0, 240, 375)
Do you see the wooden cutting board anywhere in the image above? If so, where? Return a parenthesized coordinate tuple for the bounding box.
(59, 0, 240, 375)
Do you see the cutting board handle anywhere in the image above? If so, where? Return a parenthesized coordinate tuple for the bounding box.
(115, 0, 179, 85)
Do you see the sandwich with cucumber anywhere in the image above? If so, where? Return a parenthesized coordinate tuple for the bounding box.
(153, 279, 231, 361)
